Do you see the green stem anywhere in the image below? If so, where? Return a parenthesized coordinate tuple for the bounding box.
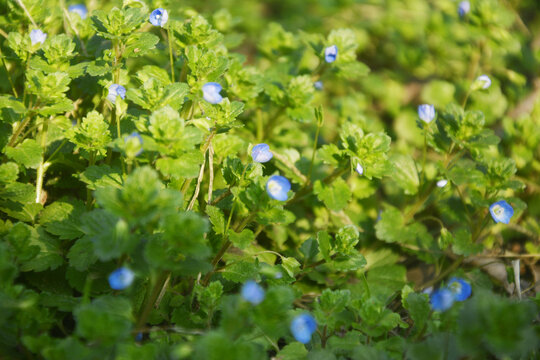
(306, 119, 322, 186)
(35, 117, 49, 204)
(0, 48, 18, 97)
(8, 115, 32, 147)
(86, 151, 96, 210)
(45, 139, 68, 163)
(136, 271, 170, 332)
(167, 25, 175, 82)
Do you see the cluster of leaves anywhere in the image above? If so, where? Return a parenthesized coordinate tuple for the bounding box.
(1, 0, 539, 359)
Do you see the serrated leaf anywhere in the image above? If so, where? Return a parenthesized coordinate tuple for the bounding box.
(228, 228, 253, 249)
(313, 177, 351, 211)
(5, 139, 43, 169)
(391, 153, 419, 195)
(79, 165, 123, 190)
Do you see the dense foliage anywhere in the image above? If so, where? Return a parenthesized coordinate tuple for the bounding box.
(1, 0, 540, 359)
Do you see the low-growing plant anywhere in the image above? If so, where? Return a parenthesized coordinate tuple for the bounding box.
(1, 0, 539, 359)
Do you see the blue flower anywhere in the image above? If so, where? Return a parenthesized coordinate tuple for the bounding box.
(418, 104, 435, 123)
(149, 8, 168, 27)
(30, 29, 47, 45)
(430, 288, 454, 311)
(355, 163, 364, 176)
(68, 4, 88, 19)
(107, 84, 126, 104)
(314, 81, 323, 90)
(251, 143, 273, 163)
(290, 314, 317, 344)
(324, 45, 338, 63)
(241, 280, 265, 305)
(135, 332, 143, 342)
(108, 267, 135, 290)
(489, 200, 514, 224)
(266, 175, 291, 201)
(458, 1, 470, 17)
(437, 179, 448, 188)
(448, 277, 472, 301)
(202, 82, 223, 104)
(476, 75, 491, 89)
(125, 132, 143, 157)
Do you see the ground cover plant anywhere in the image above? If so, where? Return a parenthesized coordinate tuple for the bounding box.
(1, 0, 540, 359)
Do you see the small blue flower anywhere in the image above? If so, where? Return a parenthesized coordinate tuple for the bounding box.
(108, 267, 135, 290)
(324, 45, 338, 63)
(149, 8, 168, 27)
(135, 332, 143, 342)
(68, 4, 88, 19)
(266, 175, 291, 201)
(290, 314, 317, 344)
(275, 271, 283, 279)
(30, 29, 47, 45)
(251, 143, 273, 163)
(202, 82, 223, 104)
(448, 277, 472, 302)
(418, 104, 436, 123)
(107, 84, 126, 104)
(125, 132, 143, 157)
(355, 163, 364, 176)
(430, 288, 454, 311)
(314, 81, 323, 90)
(458, 1, 470, 17)
(437, 179, 448, 188)
(241, 280, 265, 305)
(476, 75, 491, 89)
(489, 200, 514, 224)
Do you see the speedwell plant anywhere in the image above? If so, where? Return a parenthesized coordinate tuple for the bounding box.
(1, 0, 539, 359)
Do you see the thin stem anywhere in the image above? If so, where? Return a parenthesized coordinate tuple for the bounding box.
(306, 120, 322, 186)
(0, 48, 18, 97)
(207, 143, 214, 203)
(421, 127, 427, 183)
(45, 139, 68, 163)
(35, 117, 49, 204)
(85, 151, 96, 210)
(136, 271, 170, 332)
(62, 6, 87, 56)
(167, 25, 175, 82)
(15, 0, 37, 27)
(8, 115, 33, 147)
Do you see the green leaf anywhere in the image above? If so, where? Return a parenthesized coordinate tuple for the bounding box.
(313, 177, 351, 211)
(74, 295, 133, 344)
(67, 237, 98, 271)
(276, 342, 308, 360)
(206, 205, 225, 235)
(0, 163, 19, 184)
(282, 257, 301, 277)
(402, 291, 430, 336)
(155, 152, 204, 179)
(391, 153, 420, 195)
(221, 261, 259, 283)
(123, 32, 159, 58)
(0, 96, 26, 114)
(67, 111, 111, 154)
(5, 139, 43, 169)
(367, 265, 407, 301)
(39, 200, 85, 240)
(19, 227, 64, 272)
(451, 228, 483, 256)
(375, 207, 404, 243)
(79, 165, 123, 190)
(317, 231, 332, 262)
(228, 228, 254, 250)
